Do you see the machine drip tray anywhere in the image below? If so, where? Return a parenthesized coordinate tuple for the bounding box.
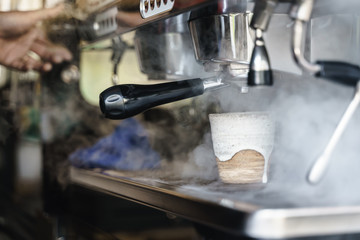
(70, 167, 360, 239)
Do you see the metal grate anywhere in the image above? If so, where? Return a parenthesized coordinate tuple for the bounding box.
(140, 0, 175, 19)
(93, 7, 118, 37)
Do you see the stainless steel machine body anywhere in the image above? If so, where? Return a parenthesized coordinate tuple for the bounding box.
(133, 12, 210, 80)
(66, 0, 360, 239)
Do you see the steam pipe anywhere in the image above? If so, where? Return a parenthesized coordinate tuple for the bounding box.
(289, 1, 360, 184)
(289, 0, 321, 74)
(308, 81, 360, 184)
(289, 0, 360, 84)
(291, 20, 320, 74)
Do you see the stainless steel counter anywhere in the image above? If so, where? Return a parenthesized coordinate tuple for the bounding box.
(70, 167, 360, 239)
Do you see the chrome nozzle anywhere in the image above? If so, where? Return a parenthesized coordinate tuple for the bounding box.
(248, 30, 273, 86)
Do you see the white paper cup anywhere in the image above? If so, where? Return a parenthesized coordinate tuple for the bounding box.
(209, 112, 275, 183)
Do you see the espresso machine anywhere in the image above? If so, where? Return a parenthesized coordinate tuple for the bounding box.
(82, 0, 360, 183)
(38, 0, 360, 239)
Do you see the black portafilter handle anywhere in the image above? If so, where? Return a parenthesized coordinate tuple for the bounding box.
(316, 61, 360, 87)
(99, 78, 205, 119)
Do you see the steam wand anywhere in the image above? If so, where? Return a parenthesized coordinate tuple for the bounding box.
(289, 0, 360, 85)
(289, 0, 360, 183)
(289, 0, 321, 74)
(308, 81, 360, 184)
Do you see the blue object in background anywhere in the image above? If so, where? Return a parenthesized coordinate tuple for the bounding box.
(69, 118, 161, 171)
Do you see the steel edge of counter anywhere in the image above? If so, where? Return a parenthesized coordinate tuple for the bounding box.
(69, 167, 256, 236)
(70, 167, 360, 239)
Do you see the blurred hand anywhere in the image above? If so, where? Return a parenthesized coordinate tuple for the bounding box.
(0, 4, 72, 72)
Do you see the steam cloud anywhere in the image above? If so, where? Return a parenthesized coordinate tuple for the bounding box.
(180, 71, 360, 208)
(166, 0, 360, 208)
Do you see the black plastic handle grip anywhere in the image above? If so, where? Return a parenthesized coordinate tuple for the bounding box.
(316, 61, 360, 87)
(99, 79, 205, 119)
